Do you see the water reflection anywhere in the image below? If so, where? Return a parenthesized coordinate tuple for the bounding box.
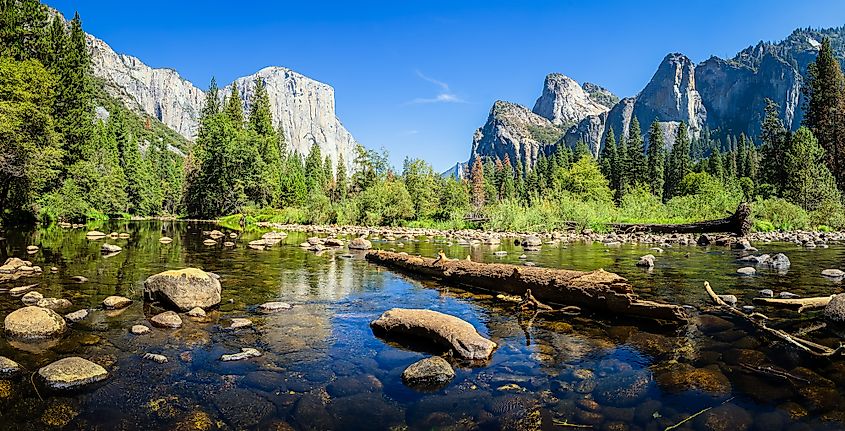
(0, 221, 844, 429)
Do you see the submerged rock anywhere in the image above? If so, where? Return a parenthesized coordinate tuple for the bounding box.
(402, 356, 455, 389)
(150, 311, 182, 328)
(4, 306, 67, 339)
(38, 357, 108, 390)
(21, 291, 43, 305)
(35, 298, 72, 310)
(636, 255, 655, 268)
(143, 268, 221, 311)
(143, 353, 168, 363)
(229, 318, 252, 329)
(654, 363, 731, 398)
(736, 267, 756, 275)
(370, 308, 497, 360)
(593, 371, 651, 407)
(258, 301, 291, 313)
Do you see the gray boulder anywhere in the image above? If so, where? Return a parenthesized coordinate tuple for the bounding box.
(349, 237, 372, 250)
(143, 268, 221, 311)
(824, 294, 845, 323)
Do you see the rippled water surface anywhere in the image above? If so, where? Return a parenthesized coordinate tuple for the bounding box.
(1, 221, 845, 430)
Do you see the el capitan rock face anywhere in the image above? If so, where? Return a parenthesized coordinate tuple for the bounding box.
(84, 24, 357, 172)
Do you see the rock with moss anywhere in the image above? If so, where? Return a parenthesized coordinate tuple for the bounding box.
(37, 357, 108, 390)
(4, 306, 67, 339)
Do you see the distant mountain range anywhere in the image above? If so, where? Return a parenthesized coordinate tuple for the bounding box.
(446, 26, 845, 177)
(80, 19, 357, 171)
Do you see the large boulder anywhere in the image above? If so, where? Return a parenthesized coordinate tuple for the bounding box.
(370, 308, 497, 360)
(37, 357, 108, 390)
(823, 294, 845, 323)
(4, 306, 67, 339)
(143, 268, 221, 311)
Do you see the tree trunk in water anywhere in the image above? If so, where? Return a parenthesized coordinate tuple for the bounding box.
(365, 250, 688, 323)
(609, 203, 752, 236)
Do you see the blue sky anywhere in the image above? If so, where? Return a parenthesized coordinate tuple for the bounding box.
(49, 1, 845, 171)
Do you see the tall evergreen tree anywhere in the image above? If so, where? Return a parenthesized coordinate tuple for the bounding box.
(202, 77, 221, 118)
(627, 118, 647, 185)
(470, 156, 485, 209)
(804, 37, 845, 191)
(224, 84, 244, 126)
(666, 122, 691, 198)
(600, 128, 616, 182)
(646, 121, 665, 199)
(335, 153, 348, 202)
(56, 12, 93, 165)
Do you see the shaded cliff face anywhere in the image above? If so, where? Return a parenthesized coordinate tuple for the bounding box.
(470, 101, 566, 169)
(88, 35, 204, 139)
(87, 32, 357, 170)
(532, 73, 609, 127)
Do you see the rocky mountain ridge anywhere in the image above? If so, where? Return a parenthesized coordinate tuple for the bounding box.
(450, 25, 844, 174)
(85, 29, 357, 171)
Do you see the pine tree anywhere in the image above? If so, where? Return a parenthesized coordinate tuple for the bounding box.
(42, 15, 66, 69)
(501, 155, 516, 200)
(706, 149, 724, 180)
(335, 153, 348, 202)
(247, 78, 281, 206)
(0, 0, 49, 61)
(202, 77, 220, 118)
(279, 153, 307, 207)
(470, 156, 485, 210)
(804, 37, 845, 191)
(646, 121, 665, 199)
(627, 118, 647, 185)
(600, 128, 616, 182)
(56, 12, 93, 166)
(304, 142, 326, 195)
(782, 127, 842, 211)
(225, 84, 244, 126)
(666, 122, 691, 198)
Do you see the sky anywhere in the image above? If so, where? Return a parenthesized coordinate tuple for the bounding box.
(48, 0, 845, 172)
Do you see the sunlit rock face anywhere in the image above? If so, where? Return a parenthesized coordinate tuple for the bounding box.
(86, 32, 357, 171)
(532, 73, 609, 127)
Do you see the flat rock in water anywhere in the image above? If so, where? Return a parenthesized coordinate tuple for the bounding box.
(402, 356, 455, 389)
(349, 238, 372, 250)
(759, 289, 774, 298)
(257, 301, 291, 313)
(143, 353, 168, 363)
(64, 309, 89, 322)
(4, 306, 67, 339)
(103, 296, 132, 310)
(220, 348, 262, 362)
(101, 244, 122, 254)
(159, 236, 173, 244)
(143, 268, 221, 311)
(150, 311, 182, 328)
(70, 276, 88, 283)
(85, 231, 107, 239)
(370, 308, 497, 360)
(736, 267, 756, 275)
(229, 318, 252, 329)
(822, 269, 845, 279)
(0, 356, 21, 377)
(769, 253, 791, 270)
(130, 325, 150, 335)
(38, 357, 108, 390)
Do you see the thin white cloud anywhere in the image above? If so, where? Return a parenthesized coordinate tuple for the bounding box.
(405, 70, 467, 105)
(400, 129, 421, 136)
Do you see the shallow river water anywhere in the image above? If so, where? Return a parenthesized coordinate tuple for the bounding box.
(1, 221, 845, 430)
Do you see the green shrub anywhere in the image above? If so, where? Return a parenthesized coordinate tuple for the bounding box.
(752, 198, 810, 231)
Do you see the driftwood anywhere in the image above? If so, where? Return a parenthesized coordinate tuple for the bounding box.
(704, 281, 843, 356)
(610, 203, 752, 236)
(366, 250, 689, 322)
(752, 295, 834, 313)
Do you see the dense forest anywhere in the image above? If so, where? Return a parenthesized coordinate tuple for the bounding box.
(3, 0, 845, 232)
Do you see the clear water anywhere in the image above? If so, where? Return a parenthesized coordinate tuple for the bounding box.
(0, 221, 844, 430)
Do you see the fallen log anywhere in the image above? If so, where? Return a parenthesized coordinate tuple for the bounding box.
(365, 250, 689, 322)
(752, 295, 834, 313)
(610, 203, 752, 236)
(703, 281, 842, 357)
